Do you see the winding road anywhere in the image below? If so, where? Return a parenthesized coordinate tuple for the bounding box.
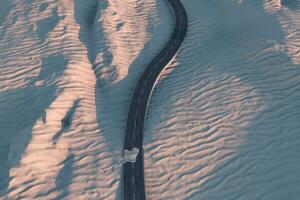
(122, 0, 188, 199)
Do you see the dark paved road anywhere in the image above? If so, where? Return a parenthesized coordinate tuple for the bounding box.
(122, 0, 188, 199)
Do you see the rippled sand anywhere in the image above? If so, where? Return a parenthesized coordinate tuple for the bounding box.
(1, 0, 300, 199)
(0, 0, 170, 199)
(144, 0, 300, 199)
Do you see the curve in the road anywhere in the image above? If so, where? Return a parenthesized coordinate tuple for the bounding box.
(122, 0, 188, 199)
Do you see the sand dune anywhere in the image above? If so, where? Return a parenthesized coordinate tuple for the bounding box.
(1, 0, 300, 199)
(0, 0, 170, 199)
(144, 0, 300, 199)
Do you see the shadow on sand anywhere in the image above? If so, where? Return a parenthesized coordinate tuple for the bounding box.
(151, 0, 300, 199)
(0, 55, 67, 197)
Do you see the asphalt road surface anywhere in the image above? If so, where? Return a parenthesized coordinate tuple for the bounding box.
(122, 0, 188, 199)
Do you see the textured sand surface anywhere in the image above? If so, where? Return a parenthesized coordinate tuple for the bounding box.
(144, 0, 300, 199)
(1, 0, 300, 199)
(0, 0, 170, 199)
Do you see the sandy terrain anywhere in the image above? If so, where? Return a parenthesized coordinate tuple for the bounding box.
(1, 0, 300, 199)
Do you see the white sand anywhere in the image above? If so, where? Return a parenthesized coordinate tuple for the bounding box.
(144, 0, 300, 199)
(0, 0, 170, 199)
(1, 0, 300, 199)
